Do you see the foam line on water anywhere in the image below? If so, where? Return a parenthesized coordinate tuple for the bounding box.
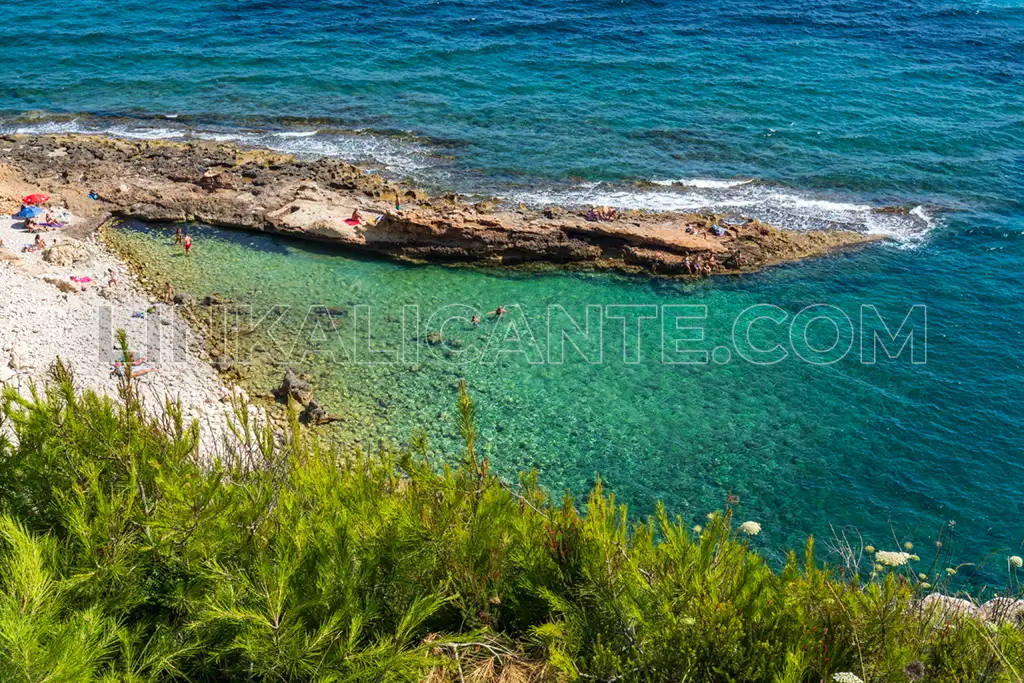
(651, 177, 755, 189)
(2, 117, 440, 182)
(511, 182, 937, 245)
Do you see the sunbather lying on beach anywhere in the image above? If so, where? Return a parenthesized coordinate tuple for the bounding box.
(23, 235, 46, 252)
(110, 361, 157, 379)
(71, 275, 94, 291)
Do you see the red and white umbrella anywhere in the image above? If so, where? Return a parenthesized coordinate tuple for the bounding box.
(22, 193, 50, 205)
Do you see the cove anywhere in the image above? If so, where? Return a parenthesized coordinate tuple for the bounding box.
(106, 217, 1023, 583)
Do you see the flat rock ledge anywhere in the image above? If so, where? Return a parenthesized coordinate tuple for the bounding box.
(0, 134, 884, 277)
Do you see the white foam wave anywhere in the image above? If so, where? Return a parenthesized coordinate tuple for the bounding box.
(511, 182, 937, 245)
(273, 130, 319, 138)
(105, 126, 186, 140)
(651, 177, 754, 189)
(2, 118, 436, 181)
(193, 131, 249, 143)
(5, 120, 188, 140)
(261, 133, 434, 177)
(12, 120, 85, 135)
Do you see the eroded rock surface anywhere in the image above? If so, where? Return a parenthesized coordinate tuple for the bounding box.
(0, 134, 885, 276)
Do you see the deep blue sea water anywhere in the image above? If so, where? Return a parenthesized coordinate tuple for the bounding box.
(3, 0, 1023, 580)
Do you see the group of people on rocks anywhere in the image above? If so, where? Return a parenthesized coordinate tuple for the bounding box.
(683, 253, 719, 276)
(587, 206, 619, 222)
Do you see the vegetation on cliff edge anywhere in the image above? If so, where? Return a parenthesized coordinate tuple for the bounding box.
(0, 349, 1021, 682)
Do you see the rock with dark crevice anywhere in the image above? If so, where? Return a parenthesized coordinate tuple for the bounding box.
(300, 399, 327, 425)
(272, 368, 313, 405)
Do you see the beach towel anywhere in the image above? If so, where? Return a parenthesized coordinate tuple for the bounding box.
(344, 218, 362, 226)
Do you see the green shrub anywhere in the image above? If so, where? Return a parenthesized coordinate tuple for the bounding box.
(0, 359, 1020, 682)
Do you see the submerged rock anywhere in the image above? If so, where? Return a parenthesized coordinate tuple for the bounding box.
(300, 399, 327, 425)
(272, 368, 313, 404)
(211, 355, 235, 373)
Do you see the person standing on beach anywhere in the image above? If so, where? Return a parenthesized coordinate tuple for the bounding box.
(394, 191, 402, 212)
(183, 234, 192, 255)
(174, 226, 183, 245)
(164, 281, 175, 303)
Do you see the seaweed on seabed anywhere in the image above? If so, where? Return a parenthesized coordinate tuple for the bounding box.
(0, 358, 1020, 681)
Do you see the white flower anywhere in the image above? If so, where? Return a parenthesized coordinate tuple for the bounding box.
(945, 567, 957, 576)
(918, 573, 928, 581)
(738, 521, 761, 536)
(875, 551, 912, 567)
(706, 512, 718, 521)
(865, 545, 876, 554)
(833, 673, 864, 683)
(904, 542, 914, 551)
(1009, 555, 1023, 569)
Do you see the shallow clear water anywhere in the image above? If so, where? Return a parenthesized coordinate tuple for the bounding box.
(5, 0, 1024, 575)
(109, 218, 1023, 579)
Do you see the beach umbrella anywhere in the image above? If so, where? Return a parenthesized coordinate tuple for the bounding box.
(17, 206, 44, 219)
(22, 193, 49, 205)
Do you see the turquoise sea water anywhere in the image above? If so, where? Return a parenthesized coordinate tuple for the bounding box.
(4, 1, 1024, 577)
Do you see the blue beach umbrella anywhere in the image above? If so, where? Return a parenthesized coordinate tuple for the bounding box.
(17, 206, 44, 219)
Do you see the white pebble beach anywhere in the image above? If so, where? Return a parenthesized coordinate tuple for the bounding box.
(0, 215, 258, 455)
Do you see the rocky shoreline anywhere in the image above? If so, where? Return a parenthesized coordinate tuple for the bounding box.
(0, 133, 885, 277)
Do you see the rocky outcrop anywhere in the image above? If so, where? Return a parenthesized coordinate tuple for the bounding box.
(0, 134, 885, 277)
(918, 593, 1024, 627)
(300, 399, 327, 425)
(42, 239, 90, 267)
(273, 368, 313, 405)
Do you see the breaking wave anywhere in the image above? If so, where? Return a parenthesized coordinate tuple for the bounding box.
(510, 181, 937, 245)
